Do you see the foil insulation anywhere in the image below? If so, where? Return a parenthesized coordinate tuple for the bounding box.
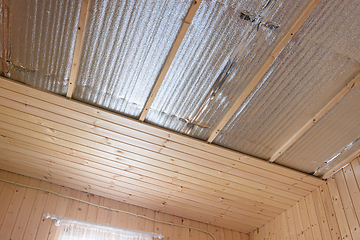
(214, 38, 360, 159)
(276, 83, 360, 174)
(4, 0, 81, 95)
(73, 0, 192, 118)
(145, 0, 311, 140)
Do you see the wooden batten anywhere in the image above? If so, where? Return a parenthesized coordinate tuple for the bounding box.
(207, 0, 321, 143)
(66, 0, 91, 98)
(139, 0, 202, 121)
(270, 72, 360, 163)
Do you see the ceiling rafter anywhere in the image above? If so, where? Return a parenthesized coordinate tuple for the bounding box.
(207, 0, 321, 143)
(270, 73, 360, 163)
(321, 150, 360, 180)
(139, 0, 202, 122)
(66, 0, 91, 99)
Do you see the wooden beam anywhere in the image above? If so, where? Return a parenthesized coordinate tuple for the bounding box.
(321, 151, 360, 180)
(270, 72, 360, 163)
(207, 0, 321, 143)
(66, 0, 91, 98)
(139, 0, 202, 121)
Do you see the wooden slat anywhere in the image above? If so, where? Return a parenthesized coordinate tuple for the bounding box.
(0, 126, 294, 212)
(304, 194, 322, 240)
(0, 137, 284, 217)
(286, 207, 298, 240)
(66, 0, 91, 98)
(0, 111, 304, 202)
(343, 164, 360, 221)
(292, 203, 305, 240)
(279, 212, 290, 240)
(0, 163, 254, 233)
(0, 173, 19, 229)
(298, 198, 314, 240)
(0, 76, 323, 187)
(0, 169, 248, 240)
(270, 73, 360, 162)
(23, 181, 51, 240)
(139, 0, 202, 121)
(0, 97, 314, 196)
(0, 175, 30, 239)
(10, 178, 40, 240)
(311, 187, 333, 240)
(322, 150, 360, 180)
(326, 178, 352, 240)
(334, 171, 360, 239)
(207, 0, 321, 143)
(35, 183, 62, 240)
(318, 184, 342, 240)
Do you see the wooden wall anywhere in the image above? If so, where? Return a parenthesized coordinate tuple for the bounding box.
(250, 156, 360, 240)
(0, 170, 249, 240)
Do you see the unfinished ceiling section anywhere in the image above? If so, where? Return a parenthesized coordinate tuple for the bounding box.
(72, 0, 192, 118)
(145, 0, 312, 140)
(2, 0, 82, 95)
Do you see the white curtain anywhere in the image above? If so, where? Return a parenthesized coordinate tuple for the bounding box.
(56, 222, 153, 240)
(44, 214, 162, 240)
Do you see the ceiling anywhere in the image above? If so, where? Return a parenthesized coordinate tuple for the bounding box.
(0, 0, 360, 234)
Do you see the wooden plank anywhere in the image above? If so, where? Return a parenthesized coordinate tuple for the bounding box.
(86, 193, 100, 223)
(319, 184, 341, 240)
(96, 197, 110, 225)
(47, 186, 71, 240)
(23, 181, 51, 240)
(0, 127, 294, 212)
(350, 158, 360, 187)
(0, 96, 315, 197)
(280, 211, 290, 240)
(292, 203, 306, 240)
(275, 215, 284, 240)
(2, 146, 286, 222)
(9, 178, 40, 240)
(271, 73, 360, 163)
(1, 156, 272, 231)
(66, 0, 91, 98)
(0, 172, 18, 229)
(321, 150, 360, 180)
(286, 208, 298, 240)
(0, 113, 304, 203)
(139, 0, 202, 121)
(0, 76, 323, 187)
(334, 171, 360, 239)
(311, 188, 333, 240)
(298, 198, 314, 240)
(343, 164, 360, 222)
(326, 177, 352, 240)
(304, 194, 322, 240)
(207, 0, 321, 143)
(0, 175, 30, 239)
(35, 183, 62, 240)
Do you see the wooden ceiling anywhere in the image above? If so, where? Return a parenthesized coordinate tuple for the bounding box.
(0, 77, 324, 233)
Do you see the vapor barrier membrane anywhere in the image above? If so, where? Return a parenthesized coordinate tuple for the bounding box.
(145, 0, 311, 140)
(73, 0, 192, 118)
(5, 0, 81, 95)
(214, 37, 360, 159)
(275, 83, 360, 174)
(295, 0, 360, 63)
